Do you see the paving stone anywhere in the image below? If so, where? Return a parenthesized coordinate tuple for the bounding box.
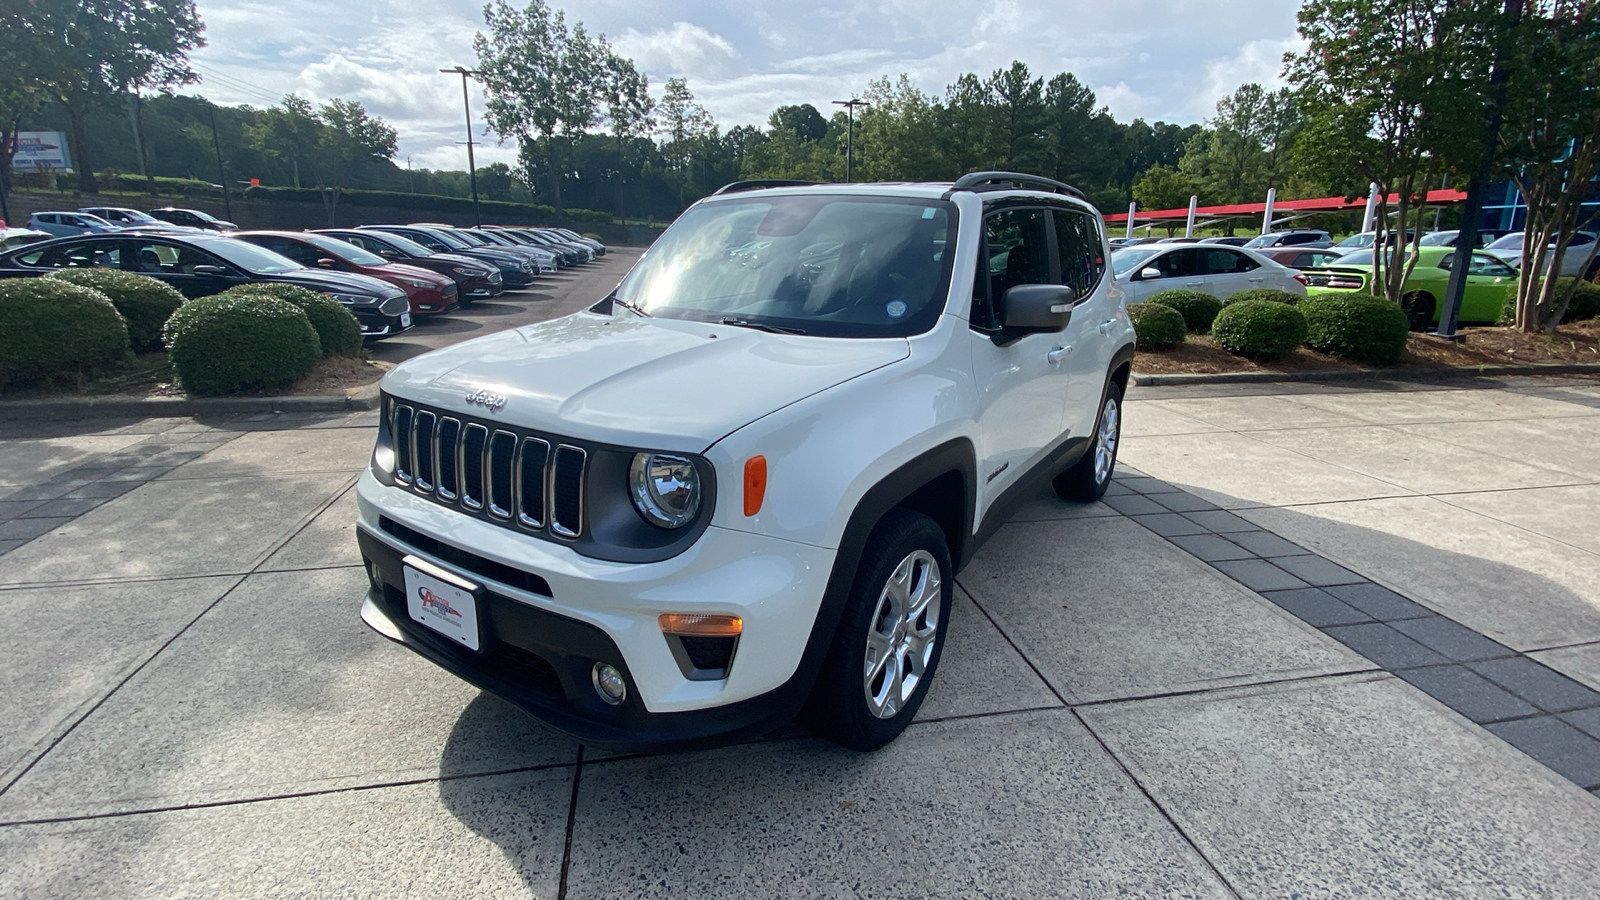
(59, 481, 138, 500)
(1261, 588, 1374, 627)
(1269, 554, 1366, 587)
(1486, 717, 1600, 789)
(1396, 665, 1540, 724)
(0, 499, 45, 520)
(1103, 482, 1136, 497)
(0, 484, 75, 502)
(1211, 558, 1311, 592)
(1100, 493, 1168, 516)
(1115, 476, 1180, 494)
(1128, 512, 1210, 537)
(1182, 509, 1258, 533)
(1149, 491, 1219, 513)
(1469, 657, 1600, 712)
(0, 517, 71, 541)
(1169, 533, 1257, 562)
(1322, 623, 1449, 669)
(1390, 616, 1516, 663)
(0, 539, 23, 555)
(18, 498, 106, 519)
(1224, 530, 1306, 558)
(1325, 582, 1435, 621)
(1562, 708, 1600, 741)
(99, 466, 167, 483)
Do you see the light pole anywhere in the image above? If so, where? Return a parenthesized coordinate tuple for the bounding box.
(441, 66, 483, 226)
(832, 98, 869, 183)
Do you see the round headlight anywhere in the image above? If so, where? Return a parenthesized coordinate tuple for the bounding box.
(629, 453, 701, 529)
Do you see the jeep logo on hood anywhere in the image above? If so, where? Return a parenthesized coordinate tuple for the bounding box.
(465, 389, 507, 411)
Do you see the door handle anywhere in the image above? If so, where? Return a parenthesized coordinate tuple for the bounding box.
(1047, 346, 1070, 364)
(1184, 281, 1203, 287)
(1098, 319, 1115, 334)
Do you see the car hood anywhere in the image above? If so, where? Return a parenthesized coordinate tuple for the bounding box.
(381, 312, 910, 451)
(428, 252, 491, 270)
(375, 262, 449, 285)
(268, 268, 403, 297)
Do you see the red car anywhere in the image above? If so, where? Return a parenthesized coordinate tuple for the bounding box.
(234, 231, 460, 316)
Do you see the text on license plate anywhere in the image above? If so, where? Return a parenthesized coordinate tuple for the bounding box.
(403, 561, 480, 651)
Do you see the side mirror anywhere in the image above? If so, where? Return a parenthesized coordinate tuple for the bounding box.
(1138, 266, 1162, 280)
(378, 249, 401, 260)
(316, 257, 339, 269)
(192, 265, 228, 276)
(999, 284, 1075, 334)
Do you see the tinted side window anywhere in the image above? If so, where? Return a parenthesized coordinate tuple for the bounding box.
(1151, 248, 1202, 278)
(1205, 248, 1259, 274)
(25, 240, 120, 269)
(1051, 209, 1105, 302)
(974, 208, 1051, 329)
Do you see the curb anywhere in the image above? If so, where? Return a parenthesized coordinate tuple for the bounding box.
(0, 381, 381, 421)
(1131, 362, 1600, 387)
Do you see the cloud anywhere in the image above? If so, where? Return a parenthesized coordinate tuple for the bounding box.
(1191, 37, 1307, 119)
(613, 22, 740, 79)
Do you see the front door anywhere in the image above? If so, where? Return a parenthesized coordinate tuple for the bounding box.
(1053, 209, 1114, 439)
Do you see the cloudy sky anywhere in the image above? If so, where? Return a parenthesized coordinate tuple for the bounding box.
(188, 0, 1306, 171)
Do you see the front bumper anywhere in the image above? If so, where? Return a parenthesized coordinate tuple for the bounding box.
(354, 308, 412, 340)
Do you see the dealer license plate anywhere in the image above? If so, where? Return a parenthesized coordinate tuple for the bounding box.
(403, 558, 480, 651)
(400, 312, 412, 327)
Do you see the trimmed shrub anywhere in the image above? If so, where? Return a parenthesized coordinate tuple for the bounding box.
(1300, 293, 1411, 366)
(1127, 301, 1187, 350)
(1147, 289, 1223, 334)
(1223, 288, 1301, 307)
(163, 294, 321, 396)
(213, 283, 363, 356)
(1211, 300, 1309, 359)
(0, 279, 131, 390)
(1498, 278, 1600, 325)
(45, 269, 185, 351)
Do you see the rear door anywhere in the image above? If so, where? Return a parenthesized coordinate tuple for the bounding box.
(1204, 247, 1264, 297)
(128, 238, 242, 298)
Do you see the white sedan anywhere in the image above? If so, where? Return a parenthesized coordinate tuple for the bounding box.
(1110, 242, 1308, 303)
(1485, 232, 1599, 280)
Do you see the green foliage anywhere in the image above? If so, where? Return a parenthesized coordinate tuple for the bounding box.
(1146, 290, 1222, 333)
(213, 284, 362, 356)
(1127, 302, 1188, 350)
(1211, 300, 1309, 359)
(0, 279, 131, 390)
(44, 269, 185, 351)
(1132, 165, 1203, 212)
(163, 294, 321, 396)
(1224, 288, 1302, 306)
(1300, 293, 1411, 365)
(1176, 83, 1302, 205)
(1562, 279, 1600, 322)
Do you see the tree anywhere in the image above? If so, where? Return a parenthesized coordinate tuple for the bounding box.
(771, 105, 828, 143)
(1133, 164, 1203, 215)
(0, 7, 49, 216)
(854, 76, 944, 182)
(987, 61, 1046, 171)
(657, 77, 714, 205)
(1042, 73, 1120, 194)
(1178, 84, 1302, 205)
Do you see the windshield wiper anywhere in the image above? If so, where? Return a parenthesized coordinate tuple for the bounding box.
(719, 317, 806, 335)
(610, 293, 650, 317)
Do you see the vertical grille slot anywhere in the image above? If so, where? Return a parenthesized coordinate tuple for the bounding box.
(392, 405, 415, 484)
(487, 431, 517, 519)
(550, 445, 587, 538)
(516, 438, 550, 528)
(435, 418, 461, 500)
(412, 411, 437, 492)
(461, 424, 488, 510)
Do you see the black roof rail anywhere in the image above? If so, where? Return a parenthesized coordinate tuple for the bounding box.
(712, 179, 821, 195)
(949, 171, 1086, 200)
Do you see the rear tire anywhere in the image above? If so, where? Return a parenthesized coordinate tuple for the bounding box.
(804, 509, 952, 751)
(1054, 379, 1123, 502)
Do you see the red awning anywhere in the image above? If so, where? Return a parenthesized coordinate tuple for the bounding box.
(1105, 189, 1468, 224)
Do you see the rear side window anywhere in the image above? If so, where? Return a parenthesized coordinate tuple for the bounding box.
(1052, 210, 1105, 303)
(1204, 248, 1259, 274)
(20, 240, 120, 269)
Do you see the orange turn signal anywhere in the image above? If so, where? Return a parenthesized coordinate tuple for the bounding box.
(743, 455, 767, 517)
(658, 614, 743, 637)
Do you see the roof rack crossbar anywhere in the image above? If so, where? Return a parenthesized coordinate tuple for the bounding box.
(712, 179, 821, 196)
(949, 171, 1086, 200)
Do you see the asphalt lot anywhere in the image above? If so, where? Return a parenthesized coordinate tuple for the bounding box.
(1, 264, 1599, 896)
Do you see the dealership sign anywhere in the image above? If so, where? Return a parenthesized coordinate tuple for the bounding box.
(11, 132, 72, 171)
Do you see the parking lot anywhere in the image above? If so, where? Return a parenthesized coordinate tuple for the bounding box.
(2, 263, 1599, 896)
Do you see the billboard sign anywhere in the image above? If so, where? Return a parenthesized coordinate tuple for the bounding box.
(11, 132, 72, 171)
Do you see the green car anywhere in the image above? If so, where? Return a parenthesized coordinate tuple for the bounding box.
(1303, 246, 1518, 329)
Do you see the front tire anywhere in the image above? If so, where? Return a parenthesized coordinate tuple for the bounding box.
(1402, 292, 1436, 331)
(1054, 379, 1123, 502)
(805, 509, 952, 751)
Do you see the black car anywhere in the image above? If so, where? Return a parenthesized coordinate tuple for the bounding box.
(315, 229, 503, 303)
(416, 224, 561, 272)
(360, 225, 537, 288)
(149, 207, 238, 232)
(0, 233, 412, 340)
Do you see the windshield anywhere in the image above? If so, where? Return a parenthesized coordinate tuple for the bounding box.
(1110, 248, 1161, 275)
(1335, 233, 1373, 248)
(446, 230, 490, 246)
(614, 194, 956, 338)
(197, 237, 302, 274)
(1326, 250, 1414, 266)
(307, 234, 386, 266)
(1487, 234, 1523, 251)
(1418, 231, 1456, 246)
(408, 228, 470, 251)
(365, 231, 432, 257)
(1243, 235, 1274, 248)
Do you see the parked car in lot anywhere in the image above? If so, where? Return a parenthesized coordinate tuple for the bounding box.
(1198, 236, 1251, 246)
(29, 212, 122, 237)
(1257, 247, 1346, 270)
(547, 226, 606, 256)
(481, 226, 584, 267)
(1332, 230, 1416, 251)
(317, 229, 502, 303)
(362, 225, 538, 288)
(517, 227, 594, 263)
(1110, 242, 1307, 303)
(0, 228, 51, 250)
(456, 227, 563, 271)
(234, 231, 459, 317)
(1302, 246, 1517, 329)
(1243, 229, 1333, 249)
(1485, 232, 1600, 280)
(0, 233, 412, 340)
(356, 172, 1136, 753)
(77, 207, 200, 233)
(1417, 230, 1495, 249)
(148, 207, 237, 232)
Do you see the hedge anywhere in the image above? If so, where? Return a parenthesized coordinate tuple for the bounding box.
(1498, 278, 1600, 325)
(212, 283, 362, 356)
(1146, 289, 1222, 334)
(1211, 300, 1308, 359)
(1223, 288, 1302, 306)
(0, 279, 130, 389)
(45, 269, 186, 351)
(1127, 302, 1187, 350)
(1301, 293, 1411, 366)
(163, 294, 321, 395)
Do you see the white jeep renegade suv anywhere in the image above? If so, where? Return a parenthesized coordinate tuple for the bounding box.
(356, 172, 1136, 751)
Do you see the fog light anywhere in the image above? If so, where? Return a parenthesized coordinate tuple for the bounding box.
(364, 559, 382, 592)
(592, 663, 627, 705)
